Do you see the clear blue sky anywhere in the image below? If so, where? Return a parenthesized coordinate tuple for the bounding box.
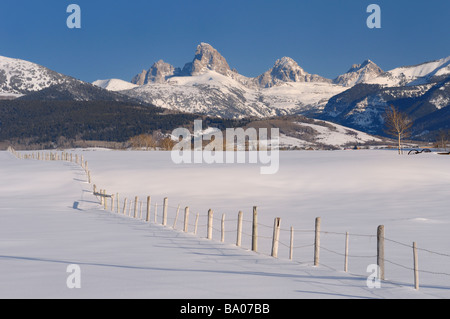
(1, 0, 449, 83)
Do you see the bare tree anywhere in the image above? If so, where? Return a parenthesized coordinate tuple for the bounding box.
(383, 105, 413, 155)
(436, 130, 449, 151)
(129, 134, 157, 150)
(158, 137, 176, 151)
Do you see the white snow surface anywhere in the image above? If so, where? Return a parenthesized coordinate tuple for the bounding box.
(92, 79, 138, 92)
(0, 55, 68, 94)
(366, 56, 450, 87)
(296, 121, 381, 146)
(1, 149, 450, 299)
(113, 71, 348, 117)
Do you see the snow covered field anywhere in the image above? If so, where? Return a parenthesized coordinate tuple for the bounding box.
(1, 149, 450, 299)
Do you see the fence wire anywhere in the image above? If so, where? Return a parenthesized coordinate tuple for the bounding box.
(9, 147, 450, 290)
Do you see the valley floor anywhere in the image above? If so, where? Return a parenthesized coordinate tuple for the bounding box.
(1, 149, 449, 299)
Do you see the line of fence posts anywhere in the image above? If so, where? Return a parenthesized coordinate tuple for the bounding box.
(6, 147, 425, 291)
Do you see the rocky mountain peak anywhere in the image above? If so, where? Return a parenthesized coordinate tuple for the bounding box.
(131, 60, 179, 85)
(256, 56, 330, 88)
(146, 60, 179, 83)
(334, 60, 383, 87)
(182, 42, 231, 76)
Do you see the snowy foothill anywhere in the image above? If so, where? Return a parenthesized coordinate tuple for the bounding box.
(1, 148, 450, 299)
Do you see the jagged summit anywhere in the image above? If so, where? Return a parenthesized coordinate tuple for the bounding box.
(181, 42, 231, 76)
(131, 43, 231, 85)
(130, 43, 333, 88)
(334, 59, 383, 87)
(256, 56, 330, 88)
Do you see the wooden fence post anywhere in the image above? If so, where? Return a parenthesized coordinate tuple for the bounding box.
(163, 197, 168, 226)
(146, 196, 151, 222)
(194, 213, 199, 235)
(184, 207, 190, 233)
(122, 198, 127, 215)
(314, 217, 321, 267)
(134, 196, 139, 218)
(345, 232, 349, 272)
(132, 196, 137, 218)
(236, 211, 243, 247)
(154, 203, 158, 223)
(413, 242, 419, 290)
(221, 214, 226, 243)
(271, 218, 281, 258)
(289, 226, 294, 261)
(111, 194, 114, 212)
(207, 209, 213, 240)
(127, 199, 132, 216)
(252, 206, 258, 252)
(377, 225, 385, 280)
(99, 189, 104, 206)
(173, 204, 181, 229)
(116, 193, 119, 214)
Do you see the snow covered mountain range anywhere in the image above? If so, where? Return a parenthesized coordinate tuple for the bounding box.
(92, 43, 450, 138)
(0, 55, 74, 98)
(1, 43, 449, 140)
(320, 56, 450, 137)
(0, 55, 145, 104)
(93, 43, 384, 118)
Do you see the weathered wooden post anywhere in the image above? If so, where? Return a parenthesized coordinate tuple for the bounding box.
(99, 189, 103, 206)
(122, 198, 128, 215)
(236, 211, 243, 247)
(377, 225, 385, 280)
(134, 196, 139, 219)
(289, 226, 294, 261)
(345, 232, 349, 273)
(184, 207, 190, 233)
(103, 190, 107, 210)
(314, 217, 321, 267)
(252, 206, 258, 252)
(127, 200, 132, 216)
(111, 194, 115, 212)
(173, 204, 181, 229)
(154, 203, 158, 223)
(271, 218, 281, 258)
(162, 197, 168, 226)
(413, 242, 419, 290)
(221, 214, 226, 243)
(194, 213, 199, 235)
(146, 196, 151, 222)
(207, 209, 214, 240)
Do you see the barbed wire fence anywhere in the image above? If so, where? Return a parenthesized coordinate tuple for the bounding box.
(6, 147, 450, 292)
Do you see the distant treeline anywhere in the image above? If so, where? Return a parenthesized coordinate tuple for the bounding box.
(0, 100, 249, 149)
